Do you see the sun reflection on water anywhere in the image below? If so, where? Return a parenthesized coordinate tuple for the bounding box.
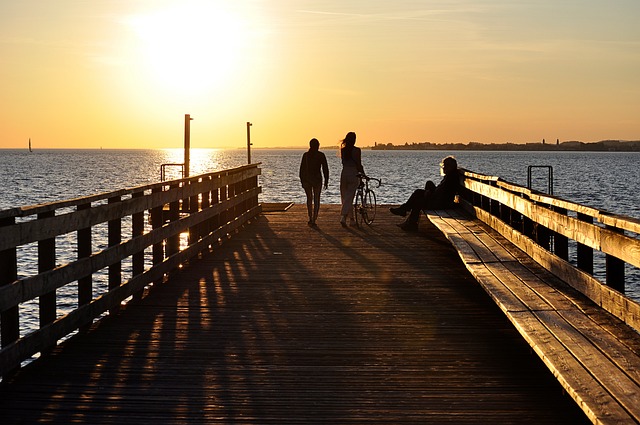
(160, 148, 233, 178)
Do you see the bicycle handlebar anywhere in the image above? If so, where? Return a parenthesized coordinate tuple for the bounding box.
(357, 173, 382, 188)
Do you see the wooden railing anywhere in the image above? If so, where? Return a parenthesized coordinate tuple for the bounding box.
(0, 164, 261, 378)
(459, 169, 640, 332)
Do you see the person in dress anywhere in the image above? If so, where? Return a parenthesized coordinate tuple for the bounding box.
(390, 156, 460, 231)
(339, 132, 364, 226)
(299, 138, 329, 226)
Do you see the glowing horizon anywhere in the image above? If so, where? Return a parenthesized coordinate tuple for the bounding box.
(1, 1, 639, 149)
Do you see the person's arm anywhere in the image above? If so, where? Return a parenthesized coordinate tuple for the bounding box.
(321, 154, 329, 189)
(433, 173, 459, 203)
(299, 153, 307, 185)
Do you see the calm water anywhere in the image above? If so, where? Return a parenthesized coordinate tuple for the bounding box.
(2, 148, 639, 216)
(1, 148, 639, 328)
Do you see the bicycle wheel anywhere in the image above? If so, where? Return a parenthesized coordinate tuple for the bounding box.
(363, 189, 376, 225)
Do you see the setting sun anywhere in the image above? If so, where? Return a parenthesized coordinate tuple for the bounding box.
(1, 1, 639, 149)
(127, 2, 249, 95)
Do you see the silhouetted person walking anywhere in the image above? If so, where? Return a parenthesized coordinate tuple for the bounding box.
(300, 138, 329, 226)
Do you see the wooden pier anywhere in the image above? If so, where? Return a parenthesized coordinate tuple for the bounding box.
(1, 164, 639, 424)
(0, 204, 589, 424)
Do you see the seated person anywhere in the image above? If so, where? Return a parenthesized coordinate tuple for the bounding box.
(390, 156, 460, 231)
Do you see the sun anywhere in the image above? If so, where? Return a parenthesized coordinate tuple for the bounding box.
(128, 2, 248, 94)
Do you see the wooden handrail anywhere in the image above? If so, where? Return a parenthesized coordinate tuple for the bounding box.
(0, 164, 262, 378)
(459, 169, 640, 331)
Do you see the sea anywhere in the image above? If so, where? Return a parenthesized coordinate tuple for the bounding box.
(1, 148, 639, 333)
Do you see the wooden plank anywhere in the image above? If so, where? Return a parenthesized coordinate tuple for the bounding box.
(426, 209, 640, 424)
(465, 263, 529, 313)
(535, 310, 640, 423)
(0, 205, 590, 424)
(502, 261, 576, 311)
(509, 311, 633, 425)
(425, 213, 482, 264)
(485, 262, 554, 312)
(558, 309, 640, 386)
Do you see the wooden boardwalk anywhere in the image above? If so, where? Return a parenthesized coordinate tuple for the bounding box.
(0, 204, 589, 424)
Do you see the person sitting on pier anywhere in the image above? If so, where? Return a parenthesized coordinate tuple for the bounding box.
(390, 156, 460, 231)
(300, 138, 329, 226)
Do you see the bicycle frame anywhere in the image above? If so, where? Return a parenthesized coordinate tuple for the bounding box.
(354, 173, 381, 226)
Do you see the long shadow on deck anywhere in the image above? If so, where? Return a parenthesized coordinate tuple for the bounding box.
(0, 205, 589, 424)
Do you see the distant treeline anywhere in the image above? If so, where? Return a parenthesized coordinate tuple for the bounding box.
(370, 140, 640, 152)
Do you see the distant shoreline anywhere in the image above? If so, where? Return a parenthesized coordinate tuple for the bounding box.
(370, 139, 640, 152)
(2, 139, 639, 151)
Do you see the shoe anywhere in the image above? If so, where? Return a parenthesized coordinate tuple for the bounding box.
(340, 216, 347, 227)
(398, 221, 418, 232)
(390, 207, 407, 217)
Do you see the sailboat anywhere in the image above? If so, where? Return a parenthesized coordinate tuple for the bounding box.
(29, 138, 33, 153)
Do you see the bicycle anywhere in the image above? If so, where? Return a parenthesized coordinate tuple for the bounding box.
(353, 173, 382, 226)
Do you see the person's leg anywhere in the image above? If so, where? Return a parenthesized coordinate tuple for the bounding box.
(304, 186, 313, 224)
(340, 170, 359, 223)
(312, 184, 321, 224)
(391, 188, 425, 217)
(400, 188, 429, 231)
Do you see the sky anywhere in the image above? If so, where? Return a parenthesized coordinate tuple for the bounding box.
(1, 0, 639, 149)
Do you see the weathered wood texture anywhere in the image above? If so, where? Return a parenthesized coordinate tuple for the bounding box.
(0, 165, 261, 378)
(459, 169, 640, 331)
(427, 208, 640, 425)
(0, 205, 588, 424)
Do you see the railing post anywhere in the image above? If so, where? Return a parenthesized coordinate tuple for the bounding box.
(167, 183, 181, 256)
(151, 187, 164, 285)
(605, 225, 625, 293)
(132, 191, 145, 301)
(522, 197, 534, 239)
(576, 213, 594, 275)
(553, 207, 569, 261)
(220, 173, 229, 226)
(77, 202, 92, 332)
(108, 196, 122, 314)
(199, 176, 211, 246)
(38, 211, 56, 353)
(0, 217, 19, 359)
(535, 204, 551, 252)
(489, 182, 500, 218)
(211, 176, 221, 235)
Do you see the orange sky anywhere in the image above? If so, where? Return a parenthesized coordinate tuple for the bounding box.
(1, 1, 639, 149)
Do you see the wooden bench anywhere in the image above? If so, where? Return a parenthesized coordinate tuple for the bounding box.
(424, 208, 640, 425)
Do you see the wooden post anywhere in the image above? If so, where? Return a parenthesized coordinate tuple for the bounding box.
(184, 114, 192, 178)
(577, 213, 593, 275)
(38, 211, 57, 347)
(151, 186, 164, 285)
(247, 122, 252, 164)
(77, 202, 92, 332)
(167, 184, 180, 256)
(108, 196, 122, 314)
(0, 217, 19, 353)
(605, 225, 625, 293)
(553, 207, 569, 260)
(211, 177, 220, 236)
(221, 174, 230, 227)
(132, 191, 145, 301)
(535, 204, 551, 252)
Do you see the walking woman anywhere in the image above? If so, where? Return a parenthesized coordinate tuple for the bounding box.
(299, 138, 329, 226)
(339, 131, 364, 226)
